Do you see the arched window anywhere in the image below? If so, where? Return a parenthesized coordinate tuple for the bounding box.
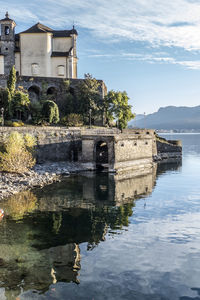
(31, 63, 40, 76)
(57, 65, 65, 76)
(5, 26, 10, 35)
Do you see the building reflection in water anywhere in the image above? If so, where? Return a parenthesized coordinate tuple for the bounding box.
(0, 161, 181, 299)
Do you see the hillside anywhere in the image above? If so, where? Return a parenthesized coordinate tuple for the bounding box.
(129, 106, 200, 131)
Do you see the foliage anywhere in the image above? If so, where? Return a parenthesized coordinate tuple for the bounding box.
(4, 120, 24, 127)
(7, 66, 16, 97)
(0, 132, 36, 173)
(104, 90, 135, 130)
(0, 88, 12, 118)
(75, 74, 103, 124)
(41, 100, 60, 124)
(61, 113, 83, 127)
(61, 80, 75, 116)
(30, 101, 43, 124)
(12, 121, 24, 127)
(4, 120, 13, 126)
(12, 91, 30, 120)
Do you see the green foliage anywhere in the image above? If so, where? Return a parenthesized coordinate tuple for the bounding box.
(30, 101, 43, 124)
(0, 88, 12, 118)
(104, 90, 135, 130)
(7, 66, 16, 97)
(76, 74, 103, 124)
(0, 132, 36, 173)
(12, 91, 30, 120)
(61, 113, 83, 127)
(42, 100, 60, 124)
(61, 80, 75, 116)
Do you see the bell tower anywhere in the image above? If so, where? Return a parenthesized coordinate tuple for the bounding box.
(0, 12, 16, 75)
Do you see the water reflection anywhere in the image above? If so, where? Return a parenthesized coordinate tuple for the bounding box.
(0, 162, 181, 299)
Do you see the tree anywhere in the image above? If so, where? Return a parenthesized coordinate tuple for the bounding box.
(42, 100, 60, 124)
(7, 66, 16, 97)
(12, 91, 30, 120)
(76, 74, 103, 124)
(0, 88, 12, 118)
(104, 90, 135, 130)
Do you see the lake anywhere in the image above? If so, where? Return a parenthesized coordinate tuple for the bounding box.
(0, 133, 200, 300)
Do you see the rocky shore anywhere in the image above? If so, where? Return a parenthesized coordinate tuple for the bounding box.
(0, 162, 88, 200)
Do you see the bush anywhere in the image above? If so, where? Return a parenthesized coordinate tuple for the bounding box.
(42, 100, 60, 124)
(12, 121, 24, 127)
(4, 120, 13, 127)
(61, 114, 83, 127)
(0, 132, 36, 173)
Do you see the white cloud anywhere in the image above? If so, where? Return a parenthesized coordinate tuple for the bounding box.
(39, 0, 200, 51)
(2, 0, 200, 67)
(3, 0, 200, 50)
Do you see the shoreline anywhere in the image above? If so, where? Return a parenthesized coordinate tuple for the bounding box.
(0, 162, 89, 200)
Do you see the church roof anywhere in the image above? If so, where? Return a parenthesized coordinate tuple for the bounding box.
(20, 23, 53, 34)
(20, 22, 78, 36)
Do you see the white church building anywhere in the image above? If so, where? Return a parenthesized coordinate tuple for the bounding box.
(0, 12, 78, 79)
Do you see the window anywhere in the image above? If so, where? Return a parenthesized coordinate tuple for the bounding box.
(31, 63, 40, 76)
(57, 65, 64, 76)
(5, 26, 10, 35)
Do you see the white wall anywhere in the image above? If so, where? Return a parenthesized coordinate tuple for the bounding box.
(53, 37, 72, 52)
(51, 57, 66, 78)
(0, 55, 4, 74)
(20, 32, 52, 77)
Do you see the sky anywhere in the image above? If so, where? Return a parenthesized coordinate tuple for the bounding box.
(1, 0, 200, 114)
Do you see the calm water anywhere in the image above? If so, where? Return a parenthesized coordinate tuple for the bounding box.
(0, 134, 200, 300)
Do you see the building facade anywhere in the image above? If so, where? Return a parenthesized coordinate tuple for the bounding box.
(0, 12, 78, 79)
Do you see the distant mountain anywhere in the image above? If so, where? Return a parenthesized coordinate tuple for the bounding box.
(129, 106, 200, 131)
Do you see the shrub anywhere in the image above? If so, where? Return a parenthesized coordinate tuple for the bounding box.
(42, 100, 60, 124)
(4, 120, 13, 127)
(0, 132, 36, 173)
(61, 114, 83, 127)
(12, 91, 30, 120)
(12, 121, 24, 127)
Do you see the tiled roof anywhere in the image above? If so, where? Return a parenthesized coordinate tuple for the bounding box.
(20, 23, 53, 34)
(20, 23, 78, 36)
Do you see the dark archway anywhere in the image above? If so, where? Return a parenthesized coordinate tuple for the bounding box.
(47, 86, 57, 96)
(28, 85, 40, 103)
(96, 141, 108, 165)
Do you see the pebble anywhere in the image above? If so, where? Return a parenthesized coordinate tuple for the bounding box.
(0, 161, 87, 200)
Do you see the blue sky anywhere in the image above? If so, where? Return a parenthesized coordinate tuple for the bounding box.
(1, 0, 200, 114)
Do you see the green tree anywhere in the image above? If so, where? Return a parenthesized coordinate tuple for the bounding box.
(42, 100, 60, 124)
(104, 90, 135, 130)
(7, 66, 16, 97)
(12, 91, 30, 120)
(61, 80, 75, 116)
(0, 88, 12, 118)
(76, 74, 103, 124)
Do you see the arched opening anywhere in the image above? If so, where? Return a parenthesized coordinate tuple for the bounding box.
(28, 85, 40, 103)
(47, 86, 57, 96)
(96, 141, 108, 170)
(5, 26, 10, 35)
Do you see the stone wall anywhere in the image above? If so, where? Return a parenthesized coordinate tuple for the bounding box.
(155, 139, 182, 161)
(0, 127, 82, 163)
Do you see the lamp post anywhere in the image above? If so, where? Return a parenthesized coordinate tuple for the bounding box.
(89, 108, 92, 129)
(1, 108, 4, 126)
